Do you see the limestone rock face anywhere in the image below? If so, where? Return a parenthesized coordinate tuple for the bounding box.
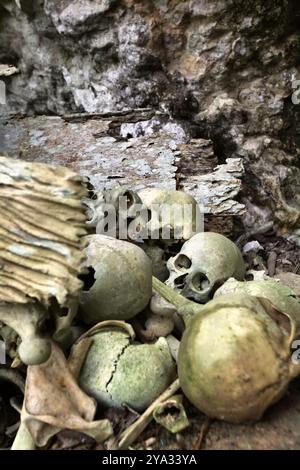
(0, 0, 300, 232)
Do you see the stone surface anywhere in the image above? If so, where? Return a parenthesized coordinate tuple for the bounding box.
(0, 64, 18, 76)
(0, 113, 244, 225)
(0, 0, 299, 234)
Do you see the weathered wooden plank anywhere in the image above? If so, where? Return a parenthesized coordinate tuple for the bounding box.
(182, 158, 245, 215)
(0, 113, 245, 227)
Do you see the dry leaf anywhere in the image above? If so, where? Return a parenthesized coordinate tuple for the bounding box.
(21, 342, 113, 447)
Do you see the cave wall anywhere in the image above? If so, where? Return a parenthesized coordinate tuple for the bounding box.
(0, 0, 300, 237)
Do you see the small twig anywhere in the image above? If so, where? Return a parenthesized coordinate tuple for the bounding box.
(0, 368, 25, 392)
(9, 397, 22, 414)
(5, 420, 20, 436)
(192, 417, 212, 450)
(267, 251, 277, 277)
(118, 379, 180, 450)
(122, 404, 141, 418)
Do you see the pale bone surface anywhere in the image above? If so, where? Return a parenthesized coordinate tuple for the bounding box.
(166, 232, 246, 303)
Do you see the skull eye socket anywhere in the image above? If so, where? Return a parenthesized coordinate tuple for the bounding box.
(175, 254, 192, 270)
(85, 178, 97, 199)
(191, 272, 210, 292)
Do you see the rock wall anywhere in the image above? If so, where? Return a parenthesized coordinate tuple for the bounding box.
(0, 0, 300, 236)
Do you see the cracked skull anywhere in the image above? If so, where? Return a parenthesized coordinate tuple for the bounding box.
(79, 322, 176, 412)
(166, 232, 246, 303)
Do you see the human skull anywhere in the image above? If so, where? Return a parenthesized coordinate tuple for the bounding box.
(166, 232, 246, 303)
(78, 321, 176, 412)
(138, 188, 201, 246)
(83, 186, 144, 241)
(214, 277, 300, 318)
(79, 235, 152, 323)
(178, 293, 300, 423)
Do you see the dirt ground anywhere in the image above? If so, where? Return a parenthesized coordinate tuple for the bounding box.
(49, 377, 300, 451)
(138, 379, 300, 450)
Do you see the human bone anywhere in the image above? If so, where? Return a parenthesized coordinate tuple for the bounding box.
(166, 232, 246, 303)
(138, 188, 201, 245)
(83, 186, 143, 240)
(79, 322, 176, 411)
(178, 293, 300, 423)
(214, 277, 300, 318)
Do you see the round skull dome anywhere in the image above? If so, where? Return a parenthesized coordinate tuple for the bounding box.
(166, 232, 246, 303)
(214, 278, 300, 319)
(138, 188, 201, 244)
(178, 293, 300, 423)
(79, 235, 152, 323)
(79, 326, 176, 411)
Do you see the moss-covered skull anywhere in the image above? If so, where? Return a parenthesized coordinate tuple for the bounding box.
(79, 322, 176, 411)
(178, 293, 300, 423)
(214, 278, 300, 318)
(166, 232, 246, 303)
(80, 235, 152, 323)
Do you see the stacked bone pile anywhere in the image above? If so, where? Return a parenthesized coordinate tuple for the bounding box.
(77, 185, 300, 431)
(1, 161, 300, 450)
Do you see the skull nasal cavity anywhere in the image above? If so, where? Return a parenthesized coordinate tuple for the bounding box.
(175, 254, 192, 270)
(79, 267, 96, 291)
(174, 274, 188, 287)
(191, 273, 210, 291)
